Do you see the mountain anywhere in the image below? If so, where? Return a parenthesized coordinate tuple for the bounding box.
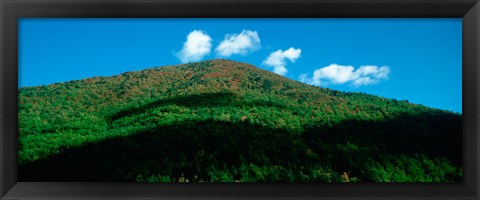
(18, 59, 462, 182)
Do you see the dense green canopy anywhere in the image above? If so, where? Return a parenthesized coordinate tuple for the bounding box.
(18, 59, 462, 182)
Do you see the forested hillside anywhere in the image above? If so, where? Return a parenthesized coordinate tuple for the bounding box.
(18, 59, 462, 182)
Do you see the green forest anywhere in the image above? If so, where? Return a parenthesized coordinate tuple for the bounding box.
(18, 59, 462, 182)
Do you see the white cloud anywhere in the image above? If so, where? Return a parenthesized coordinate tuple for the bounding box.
(298, 73, 309, 83)
(215, 30, 261, 57)
(176, 30, 212, 63)
(299, 64, 390, 87)
(263, 47, 302, 75)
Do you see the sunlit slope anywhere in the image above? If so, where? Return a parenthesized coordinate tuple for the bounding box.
(18, 59, 461, 182)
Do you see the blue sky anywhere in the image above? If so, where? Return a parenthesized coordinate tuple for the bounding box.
(19, 18, 462, 113)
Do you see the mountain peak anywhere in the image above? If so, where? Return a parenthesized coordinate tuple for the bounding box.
(184, 59, 259, 72)
(18, 59, 462, 182)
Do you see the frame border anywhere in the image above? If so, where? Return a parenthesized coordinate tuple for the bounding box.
(1, 0, 479, 199)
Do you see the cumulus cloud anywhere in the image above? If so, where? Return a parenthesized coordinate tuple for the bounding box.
(299, 64, 390, 87)
(176, 30, 212, 63)
(215, 30, 261, 57)
(263, 47, 302, 75)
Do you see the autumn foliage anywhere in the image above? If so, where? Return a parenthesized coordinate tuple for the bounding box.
(18, 59, 462, 182)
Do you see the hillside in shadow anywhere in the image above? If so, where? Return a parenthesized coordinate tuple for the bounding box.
(18, 60, 462, 182)
(19, 93, 462, 182)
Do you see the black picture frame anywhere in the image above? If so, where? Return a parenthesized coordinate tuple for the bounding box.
(1, 0, 479, 199)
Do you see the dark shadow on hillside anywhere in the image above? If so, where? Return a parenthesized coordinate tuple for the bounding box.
(110, 91, 288, 122)
(19, 108, 462, 182)
(19, 119, 306, 181)
(302, 112, 462, 175)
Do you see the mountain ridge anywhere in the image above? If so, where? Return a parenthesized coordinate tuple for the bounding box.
(18, 59, 462, 182)
(22, 59, 458, 114)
